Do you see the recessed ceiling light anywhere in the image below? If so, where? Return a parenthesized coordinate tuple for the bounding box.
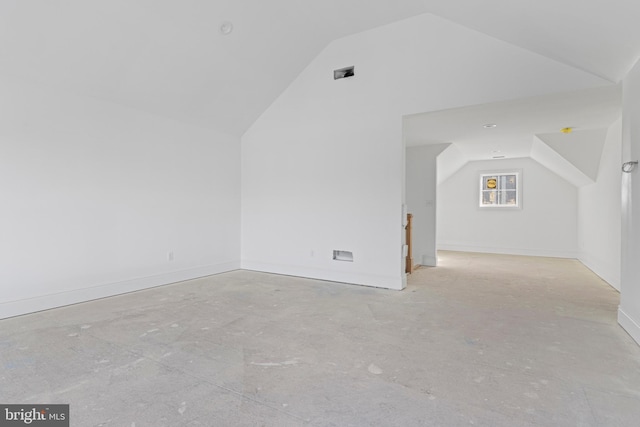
(483, 123, 497, 129)
(220, 21, 233, 35)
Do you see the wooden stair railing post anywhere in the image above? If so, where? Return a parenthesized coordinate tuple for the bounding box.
(405, 213, 414, 274)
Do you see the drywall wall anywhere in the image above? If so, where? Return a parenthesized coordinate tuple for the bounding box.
(406, 144, 449, 267)
(578, 119, 622, 290)
(241, 13, 609, 289)
(0, 75, 240, 319)
(619, 59, 640, 345)
(436, 144, 467, 185)
(437, 158, 578, 257)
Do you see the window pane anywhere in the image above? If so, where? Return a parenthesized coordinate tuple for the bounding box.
(483, 176, 498, 191)
(505, 190, 517, 205)
(498, 190, 507, 205)
(482, 190, 496, 205)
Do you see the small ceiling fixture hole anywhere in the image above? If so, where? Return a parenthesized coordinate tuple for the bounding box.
(220, 21, 233, 35)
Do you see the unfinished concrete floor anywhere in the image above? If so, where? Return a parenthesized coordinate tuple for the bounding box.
(1, 251, 639, 426)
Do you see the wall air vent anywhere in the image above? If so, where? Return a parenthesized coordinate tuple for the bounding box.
(334, 66, 355, 80)
(333, 250, 354, 262)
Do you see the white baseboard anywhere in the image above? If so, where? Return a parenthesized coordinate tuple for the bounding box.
(241, 260, 404, 290)
(437, 243, 578, 259)
(0, 261, 240, 320)
(618, 307, 640, 347)
(419, 255, 438, 267)
(578, 252, 620, 291)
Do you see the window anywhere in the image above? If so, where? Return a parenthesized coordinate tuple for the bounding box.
(479, 172, 520, 208)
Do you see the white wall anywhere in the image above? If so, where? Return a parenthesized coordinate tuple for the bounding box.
(437, 158, 578, 258)
(406, 144, 449, 266)
(619, 59, 640, 345)
(437, 144, 468, 185)
(0, 75, 241, 319)
(578, 119, 622, 290)
(241, 13, 608, 290)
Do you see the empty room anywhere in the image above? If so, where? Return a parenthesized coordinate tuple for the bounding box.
(2, 1, 640, 426)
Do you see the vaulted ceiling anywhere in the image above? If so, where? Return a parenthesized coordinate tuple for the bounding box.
(1, 1, 639, 136)
(404, 85, 622, 185)
(404, 85, 621, 158)
(426, 0, 640, 83)
(0, 0, 428, 135)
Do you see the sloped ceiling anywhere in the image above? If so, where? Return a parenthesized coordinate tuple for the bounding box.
(404, 85, 621, 186)
(537, 129, 608, 181)
(0, 0, 428, 136)
(0, 1, 638, 136)
(425, 0, 640, 83)
(404, 85, 621, 159)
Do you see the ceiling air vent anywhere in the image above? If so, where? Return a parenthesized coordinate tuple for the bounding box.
(334, 66, 355, 80)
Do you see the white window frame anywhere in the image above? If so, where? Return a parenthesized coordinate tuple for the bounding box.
(479, 171, 521, 209)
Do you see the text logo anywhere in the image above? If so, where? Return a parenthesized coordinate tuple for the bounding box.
(1, 405, 69, 426)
